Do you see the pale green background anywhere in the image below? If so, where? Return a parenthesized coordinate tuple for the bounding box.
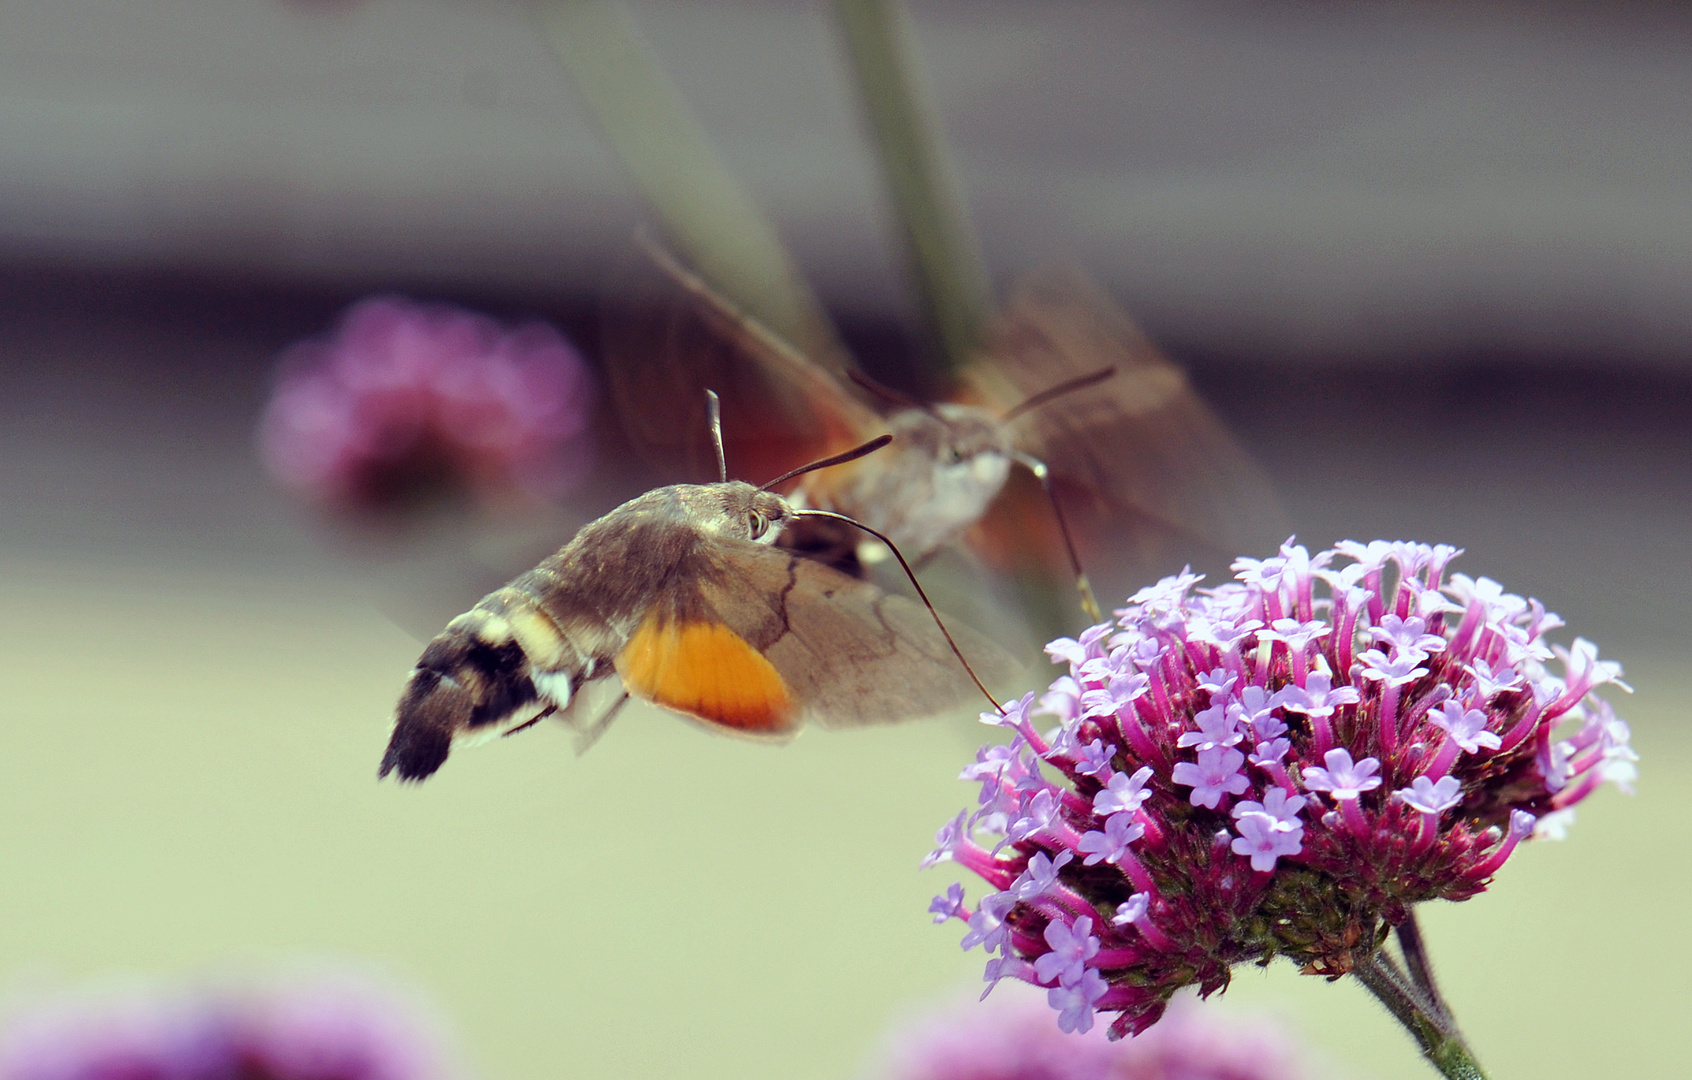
(0, 552, 1681, 1079)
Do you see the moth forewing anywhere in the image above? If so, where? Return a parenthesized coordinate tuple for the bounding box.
(969, 267, 1291, 557)
(695, 543, 1019, 729)
(602, 240, 875, 486)
(607, 240, 1020, 564)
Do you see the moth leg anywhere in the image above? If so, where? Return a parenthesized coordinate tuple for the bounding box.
(501, 703, 558, 739)
(573, 691, 631, 756)
(1012, 451, 1102, 623)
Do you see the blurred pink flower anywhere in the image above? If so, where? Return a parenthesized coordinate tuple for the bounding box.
(258, 296, 595, 516)
(0, 969, 457, 1080)
(870, 987, 1316, 1080)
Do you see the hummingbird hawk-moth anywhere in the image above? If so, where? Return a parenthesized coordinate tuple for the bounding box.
(602, 242, 1287, 621)
(378, 427, 1015, 782)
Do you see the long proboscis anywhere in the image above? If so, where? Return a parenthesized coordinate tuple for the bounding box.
(794, 508, 1004, 716)
(1013, 451, 1102, 624)
(759, 434, 892, 492)
(1001, 365, 1117, 423)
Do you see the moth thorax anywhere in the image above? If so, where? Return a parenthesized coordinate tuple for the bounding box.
(908, 450, 1010, 551)
(829, 449, 1011, 563)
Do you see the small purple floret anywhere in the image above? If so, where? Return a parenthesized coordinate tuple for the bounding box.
(930, 882, 967, 924)
(1033, 916, 1100, 987)
(1231, 787, 1307, 829)
(1429, 701, 1502, 754)
(1172, 747, 1249, 809)
(1077, 813, 1145, 866)
(1301, 748, 1382, 800)
(1092, 765, 1155, 816)
(1048, 970, 1109, 1034)
(1230, 814, 1304, 872)
(1396, 775, 1463, 816)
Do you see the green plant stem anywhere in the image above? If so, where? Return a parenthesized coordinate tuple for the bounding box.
(537, 0, 849, 374)
(1395, 910, 1453, 1024)
(1354, 950, 1490, 1080)
(833, 0, 991, 381)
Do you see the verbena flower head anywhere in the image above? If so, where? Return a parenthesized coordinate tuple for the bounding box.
(258, 296, 595, 515)
(927, 539, 1635, 1039)
(0, 971, 455, 1080)
(869, 986, 1316, 1080)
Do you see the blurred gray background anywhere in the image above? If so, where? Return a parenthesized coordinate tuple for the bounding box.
(5, 0, 1692, 364)
(0, 3, 1687, 1080)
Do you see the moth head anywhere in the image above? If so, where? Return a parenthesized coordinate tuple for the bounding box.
(704, 481, 795, 545)
(903, 405, 1013, 484)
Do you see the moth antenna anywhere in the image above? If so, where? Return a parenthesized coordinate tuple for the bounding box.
(846, 369, 941, 416)
(705, 389, 728, 483)
(1001, 366, 1117, 423)
(1013, 451, 1102, 624)
(794, 508, 1004, 715)
(759, 434, 892, 492)
(574, 691, 631, 756)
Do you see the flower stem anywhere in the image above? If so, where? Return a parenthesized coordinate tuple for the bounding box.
(538, 0, 851, 374)
(1353, 948, 1489, 1080)
(832, 0, 992, 380)
(1394, 911, 1449, 1022)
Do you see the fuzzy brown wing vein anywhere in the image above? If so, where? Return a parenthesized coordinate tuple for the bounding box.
(979, 270, 1287, 549)
(693, 544, 1010, 728)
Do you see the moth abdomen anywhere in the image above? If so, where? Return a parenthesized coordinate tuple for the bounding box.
(380, 666, 471, 782)
(380, 594, 580, 783)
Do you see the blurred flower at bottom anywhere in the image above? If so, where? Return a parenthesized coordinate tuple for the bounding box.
(257, 295, 596, 520)
(867, 985, 1318, 1080)
(0, 968, 458, 1080)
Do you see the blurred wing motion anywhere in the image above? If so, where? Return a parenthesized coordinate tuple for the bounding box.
(604, 241, 1286, 603)
(604, 242, 1016, 567)
(964, 268, 1290, 569)
(601, 240, 877, 486)
(379, 480, 1015, 782)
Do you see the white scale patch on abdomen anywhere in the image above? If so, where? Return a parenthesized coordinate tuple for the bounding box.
(530, 669, 575, 712)
(894, 451, 1012, 556)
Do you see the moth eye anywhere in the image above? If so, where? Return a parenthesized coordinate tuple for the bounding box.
(747, 512, 769, 539)
(946, 447, 965, 465)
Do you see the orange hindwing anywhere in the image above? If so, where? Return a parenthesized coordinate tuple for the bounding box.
(614, 614, 797, 735)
